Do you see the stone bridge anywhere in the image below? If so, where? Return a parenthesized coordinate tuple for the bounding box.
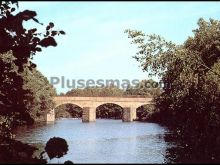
(47, 96, 154, 122)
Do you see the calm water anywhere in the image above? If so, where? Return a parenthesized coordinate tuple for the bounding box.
(15, 119, 171, 163)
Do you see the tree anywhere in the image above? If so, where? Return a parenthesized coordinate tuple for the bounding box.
(125, 18, 220, 162)
(44, 137, 69, 160)
(0, 51, 33, 139)
(0, 1, 65, 129)
(124, 79, 162, 98)
(66, 86, 124, 97)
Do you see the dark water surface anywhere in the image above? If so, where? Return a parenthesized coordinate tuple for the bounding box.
(15, 119, 171, 163)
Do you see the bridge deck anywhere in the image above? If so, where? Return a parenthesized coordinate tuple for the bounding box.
(54, 96, 153, 102)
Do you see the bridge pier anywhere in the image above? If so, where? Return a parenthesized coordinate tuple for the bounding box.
(131, 107, 137, 121)
(122, 107, 136, 122)
(46, 106, 137, 123)
(82, 107, 96, 122)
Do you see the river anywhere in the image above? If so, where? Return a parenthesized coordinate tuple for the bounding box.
(14, 119, 172, 163)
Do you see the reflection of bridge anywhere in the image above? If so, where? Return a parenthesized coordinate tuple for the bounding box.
(47, 96, 154, 122)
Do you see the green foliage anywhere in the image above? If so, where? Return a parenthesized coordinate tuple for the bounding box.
(124, 79, 162, 98)
(96, 104, 123, 119)
(23, 68, 56, 122)
(55, 104, 82, 119)
(136, 104, 157, 121)
(0, 51, 56, 126)
(125, 29, 177, 77)
(65, 81, 160, 98)
(0, 51, 33, 129)
(65, 86, 124, 97)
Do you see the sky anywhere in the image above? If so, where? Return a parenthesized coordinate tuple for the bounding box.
(18, 1, 220, 94)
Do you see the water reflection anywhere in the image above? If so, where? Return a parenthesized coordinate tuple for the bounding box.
(15, 119, 171, 163)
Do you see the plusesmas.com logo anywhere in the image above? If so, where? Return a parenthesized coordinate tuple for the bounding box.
(50, 76, 172, 89)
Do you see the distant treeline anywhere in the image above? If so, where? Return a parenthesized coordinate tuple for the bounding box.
(59, 79, 162, 97)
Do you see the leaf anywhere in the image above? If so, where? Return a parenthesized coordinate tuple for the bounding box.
(20, 10, 37, 21)
(32, 18, 43, 25)
(39, 37, 57, 47)
(32, 37, 40, 43)
(35, 47, 42, 52)
(59, 30, 65, 35)
(51, 31, 57, 36)
(49, 22, 54, 28)
(30, 62, 36, 68)
(28, 28, 37, 34)
(46, 25, 50, 31)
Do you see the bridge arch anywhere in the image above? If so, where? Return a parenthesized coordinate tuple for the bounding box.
(54, 102, 84, 109)
(54, 103, 83, 119)
(95, 102, 124, 109)
(136, 104, 155, 121)
(96, 103, 124, 119)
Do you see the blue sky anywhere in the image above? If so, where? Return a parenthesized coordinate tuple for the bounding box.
(19, 2, 220, 94)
